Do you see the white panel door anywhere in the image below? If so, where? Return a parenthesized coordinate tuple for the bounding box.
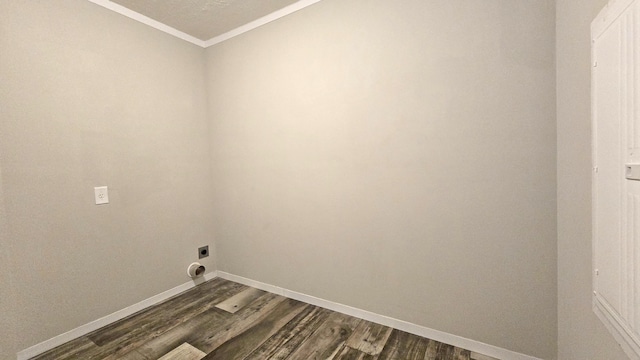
(592, 0, 640, 358)
(594, 17, 623, 317)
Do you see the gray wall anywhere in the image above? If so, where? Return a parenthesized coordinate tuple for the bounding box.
(556, 0, 628, 358)
(0, 1, 215, 356)
(206, 0, 557, 358)
(0, 164, 18, 359)
(4, 1, 631, 359)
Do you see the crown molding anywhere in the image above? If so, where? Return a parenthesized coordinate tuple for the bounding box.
(87, 0, 207, 47)
(87, 0, 323, 49)
(203, 0, 322, 47)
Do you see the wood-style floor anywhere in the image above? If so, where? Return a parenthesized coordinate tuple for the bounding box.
(31, 278, 498, 360)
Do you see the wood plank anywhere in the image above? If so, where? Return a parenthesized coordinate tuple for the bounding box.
(117, 305, 228, 360)
(31, 279, 239, 360)
(424, 338, 465, 360)
(135, 292, 287, 359)
(189, 293, 292, 353)
(470, 352, 498, 360)
(244, 305, 333, 359)
(377, 329, 429, 360)
(115, 350, 149, 360)
(331, 345, 377, 360)
(202, 298, 308, 360)
(215, 287, 265, 314)
(285, 311, 362, 360)
(94, 280, 247, 360)
(158, 343, 206, 360)
(88, 277, 225, 345)
(88, 278, 244, 347)
(453, 346, 471, 360)
(30, 280, 478, 360)
(425, 339, 439, 359)
(435, 341, 455, 360)
(345, 320, 393, 355)
(30, 337, 98, 360)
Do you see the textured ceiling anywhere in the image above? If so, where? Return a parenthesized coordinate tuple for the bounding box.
(109, 0, 301, 41)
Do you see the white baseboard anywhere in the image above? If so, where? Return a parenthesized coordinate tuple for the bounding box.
(216, 271, 543, 360)
(18, 270, 541, 360)
(16, 271, 218, 360)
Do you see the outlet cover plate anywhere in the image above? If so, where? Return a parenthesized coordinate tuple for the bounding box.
(198, 245, 209, 259)
(94, 186, 109, 205)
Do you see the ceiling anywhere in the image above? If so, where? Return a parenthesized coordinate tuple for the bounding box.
(89, 0, 321, 47)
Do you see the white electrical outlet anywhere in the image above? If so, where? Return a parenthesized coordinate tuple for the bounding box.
(94, 186, 109, 205)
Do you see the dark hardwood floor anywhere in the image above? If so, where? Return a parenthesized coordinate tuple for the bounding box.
(31, 278, 498, 360)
